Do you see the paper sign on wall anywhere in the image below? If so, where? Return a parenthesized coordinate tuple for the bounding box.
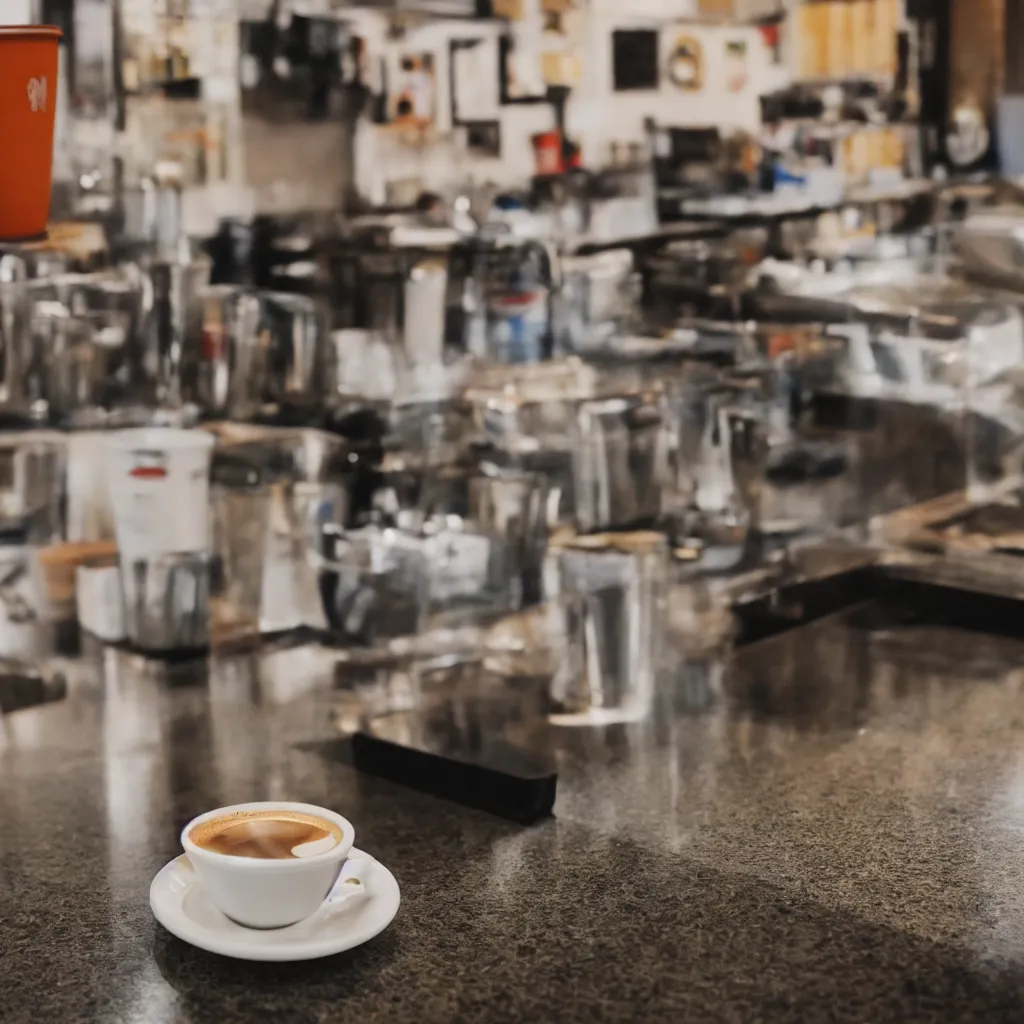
(724, 39, 748, 94)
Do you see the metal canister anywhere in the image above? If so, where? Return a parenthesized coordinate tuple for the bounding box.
(143, 255, 212, 405)
(257, 291, 327, 407)
(193, 285, 264, 420)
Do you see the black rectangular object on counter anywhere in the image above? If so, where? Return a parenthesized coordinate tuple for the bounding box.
(352, 725, 557, 825)
(733, 566, 879, 648)
(0, 668, 66, 715)
(872, 575, 1024, 640)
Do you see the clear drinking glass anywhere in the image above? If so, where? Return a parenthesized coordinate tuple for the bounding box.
(463, 357, 598, 457)
(25, 271, 144, 342)
(960, 299, 1024, 502)
(419, 465, 548, 629)
(571, 392, 668, 534)
(554, 249, 639, 356)
(730, 334, 865, 543)
(316, 523, 430, 650)
(0, 434, 67, 545)
(386, 399, 472, 469)
(663, 367, 755, 571)
(209, 462, 271, 651)
(29, 311, 119, 425)
(216, 429, 353, 635)
(549, 531, 668, 725)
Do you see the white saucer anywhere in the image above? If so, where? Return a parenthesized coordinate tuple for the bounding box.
(150, 848, 400, 961)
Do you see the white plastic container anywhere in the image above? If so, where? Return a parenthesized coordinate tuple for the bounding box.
(105, 428, 214, 559)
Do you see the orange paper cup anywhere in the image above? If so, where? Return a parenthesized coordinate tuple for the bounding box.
(0, 25, 61, 242)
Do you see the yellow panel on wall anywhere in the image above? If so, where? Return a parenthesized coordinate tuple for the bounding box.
(849, 0, 873, 75)
(697, 0, 736, 16)
(798, 0, 900, 82)
(825, 0, 851, 78)
(873, 0, 897, 77)
(492, 0, 524, 19)
(881, 127, 906, 168)
(839, 126, 906, 184)
(799, 2, 827, 79)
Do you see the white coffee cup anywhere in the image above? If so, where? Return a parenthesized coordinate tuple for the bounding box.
(105, 428, 214, 560)
(181, 801, 355, 929)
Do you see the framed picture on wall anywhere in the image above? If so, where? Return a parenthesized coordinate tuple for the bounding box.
(724, 38, 749, 94)
(392, 52, 436, 127)
(238, 14, 345, 122)
(450, 37, 500, 124)
(666, 34, 704, 91)
(612, 29, 659, 91)
(499, 34, 547, 104)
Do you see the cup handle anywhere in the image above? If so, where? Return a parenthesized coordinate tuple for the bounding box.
(322, 856, 374, 914)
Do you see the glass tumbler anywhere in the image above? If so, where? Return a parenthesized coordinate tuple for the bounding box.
(316, 523, 429, 651)
(29, 311, 117, 425)
(571, 393, 668, 533)
(0, 433, 67, 544)
(549, 531, 668, 725)
(664, 367, 754, 572)
(209, 455, 271, 650)
(420, 465, 549, 628)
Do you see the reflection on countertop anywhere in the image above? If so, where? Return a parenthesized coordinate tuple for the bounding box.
(4, 606, 1024, 1022)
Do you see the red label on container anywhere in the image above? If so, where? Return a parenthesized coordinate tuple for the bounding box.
(127, 451, 168, 479)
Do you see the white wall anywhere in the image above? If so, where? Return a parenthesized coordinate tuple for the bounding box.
(347, 13, 556, 203)
(568, 15, 777, 161)
(346, 3, 780, 200)
(131, 1, 783, 220)
(588, 0, 697, 17)
(0, 1, 35, 24)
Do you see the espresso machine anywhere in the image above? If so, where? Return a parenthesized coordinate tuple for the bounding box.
(647, 122, 727, 222)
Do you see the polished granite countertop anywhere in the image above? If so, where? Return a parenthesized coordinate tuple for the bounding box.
(5, 606, 1024, 1022)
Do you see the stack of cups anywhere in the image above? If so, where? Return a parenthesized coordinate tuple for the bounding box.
(105, 428, 215, 655)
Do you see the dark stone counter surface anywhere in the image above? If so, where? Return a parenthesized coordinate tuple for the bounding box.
(5, 606, 1024, 1023)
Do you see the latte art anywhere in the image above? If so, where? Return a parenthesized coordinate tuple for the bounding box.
(189, 810, 343, 860)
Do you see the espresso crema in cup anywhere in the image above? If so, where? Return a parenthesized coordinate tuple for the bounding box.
(188, 809, 343, 860)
